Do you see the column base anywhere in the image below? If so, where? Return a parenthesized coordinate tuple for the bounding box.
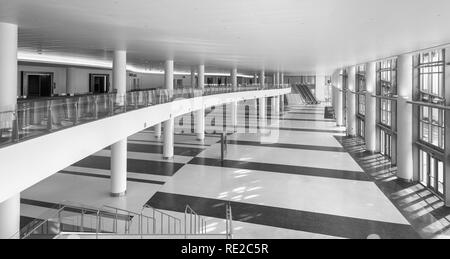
(111, 191, 126, 198)
(163, 156, 174, 161)
(196, 133, 205, 141)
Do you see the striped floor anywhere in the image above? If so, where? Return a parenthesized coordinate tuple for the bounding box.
(19, 100, 436, 239)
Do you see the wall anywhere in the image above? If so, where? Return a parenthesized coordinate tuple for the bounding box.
(18, 62, 253, 95)
(67, 67, 112, 94)
(18, 65, 67, 96)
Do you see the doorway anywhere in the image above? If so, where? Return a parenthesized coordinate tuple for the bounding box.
(89, 74, 110, 94)
(380, 129, 392, 160)
(420, 150, 444, 198)
(22, 72, 54, 98)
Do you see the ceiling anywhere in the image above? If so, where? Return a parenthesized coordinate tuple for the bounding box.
(0, 0, 450, 75)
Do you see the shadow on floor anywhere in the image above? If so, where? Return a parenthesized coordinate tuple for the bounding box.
(335, 136, 450, 239)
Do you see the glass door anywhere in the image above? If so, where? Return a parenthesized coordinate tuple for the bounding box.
(380, 129, 392, 160)
(419, 149, 444, 198)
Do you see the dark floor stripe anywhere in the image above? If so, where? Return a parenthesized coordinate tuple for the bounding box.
(235, 125, 345, 134)
(146, 192, 419, 239)
(21, 199, 132, 221)
(188, 157, 370, 181)
(129, 139, 211, 147)
(226, 140, 346, 152)
(288, 112, 324, 115)
(278, 118, 336, 123)
(59, 170, 165, 185)
(242, 116, 335, 123)
(73, 155, 184, 177)
(105, 143, 204, 157)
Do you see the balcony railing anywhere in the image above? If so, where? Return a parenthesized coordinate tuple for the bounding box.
(0, 84, 290, 148)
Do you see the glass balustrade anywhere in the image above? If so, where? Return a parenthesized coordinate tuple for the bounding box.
(0, 84, 289, 148)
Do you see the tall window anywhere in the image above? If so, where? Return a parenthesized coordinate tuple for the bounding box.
(377, 59, 397, 128)
(379, 59, 397, 96)
(380, 99, 392, 126)
(356, 65, 366, 116)
(417, 49, 445, 149)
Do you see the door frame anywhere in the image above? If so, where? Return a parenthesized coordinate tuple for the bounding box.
(21, 71, 55, 97)
(89, 74, 110, 94)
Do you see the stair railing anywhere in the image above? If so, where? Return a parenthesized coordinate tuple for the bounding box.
(141, 204, 182, 236)
(184, 205, 207, 238)
(225, 202, 233, 239)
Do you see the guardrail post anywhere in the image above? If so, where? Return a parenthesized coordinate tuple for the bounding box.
(46, 100, 53, 131)
(11, 112, 19, 142)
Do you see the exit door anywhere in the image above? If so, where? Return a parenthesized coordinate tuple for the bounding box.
(89, 74, 110, 94)
(26, 73, 53, 98)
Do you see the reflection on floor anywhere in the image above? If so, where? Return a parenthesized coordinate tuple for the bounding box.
(336, 136, 450, 239)
(19, 100, 431, 239)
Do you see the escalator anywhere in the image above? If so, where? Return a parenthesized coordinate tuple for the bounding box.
(297, 84, 319, 104)
(285, 84, 319, 105)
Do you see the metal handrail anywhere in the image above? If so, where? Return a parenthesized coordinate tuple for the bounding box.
(20, 202, 104, 239)
(0, 84, 290, 148)
(102, 205, 154, 238)
(184, 205, 207, 238)
(18, 200, 235, 239)
(225, 203, 233, 239)
(142, 204, 182, 236)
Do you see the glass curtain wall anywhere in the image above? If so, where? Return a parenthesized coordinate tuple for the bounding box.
(416, 49, 446, 198)
(376, 59, 397, 161)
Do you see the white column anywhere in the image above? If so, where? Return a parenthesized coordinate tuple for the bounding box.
(272, 95, 280, 118)
(280, 73, 285, 112)
(259, 97, 267, 131)
(163, 118, 174, 159)
(276, 72, 280, 87)
(260, 70, 265, 88)
(397, 54, 414, 181)
(231, 68, 238, 131)
(0, 22, 18, 112)
(111, 139, 127, 197)
(190, 66, 196, 88)
(154, 123, 162, 138)
(231, 68, 238, 90)
(346, 66, 357, 136)
(365, 62, 377, 152)
(253, 74, 258, 85)
(335, 70, 345, 126)
(163, 60, 174, 159)
(0, 24, 20, 239)
(0, 194, 20, 239)
(110, 50, 128, 196)
(113, 50, 127, 106)
(195, 64, 205, 141)
(198, 65, 205, 89)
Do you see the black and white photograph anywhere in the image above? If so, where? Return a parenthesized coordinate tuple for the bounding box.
(0, 0, 449, 246)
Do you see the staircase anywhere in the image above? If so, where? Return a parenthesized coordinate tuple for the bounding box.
(17, 201, 233, 239)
